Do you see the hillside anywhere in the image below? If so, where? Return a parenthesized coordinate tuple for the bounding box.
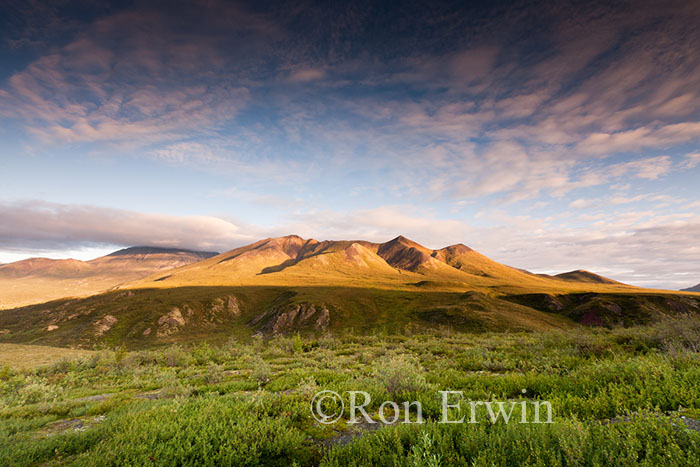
(682, 283, 700, 293)
(0, 247, 218, 309)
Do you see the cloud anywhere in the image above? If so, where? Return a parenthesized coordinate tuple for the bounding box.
(283, 205, 700, 289)
(0, 4, 271, 146)
(0, 200, 257, 252)
(2, 199, 700, 289)
(570, 199, 594, 209)
(577, 125, 700, 156)
(608, 156, 673, 180)
(288, 68, 326, 83)
(682, 153, 700, 169)
(284, 205, 474, 247)
(3, 0, 700, 204)
(1, 1, 700, 291)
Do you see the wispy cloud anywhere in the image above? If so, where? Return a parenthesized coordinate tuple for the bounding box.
(2, 1, 700, 288)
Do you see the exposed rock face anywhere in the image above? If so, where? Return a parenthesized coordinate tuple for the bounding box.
(211, 295, 241, 317)
(539, 294, 565, 312)
(250, 303, 330, 334)
(46, 325, 59, 332)
(507, 292, 700, 327)
(93, 314, 118, 336)
(148, 295, 241, 338)
(157, 308, 186, 337)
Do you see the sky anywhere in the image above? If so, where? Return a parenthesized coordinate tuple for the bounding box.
(1, 0, 699, 289)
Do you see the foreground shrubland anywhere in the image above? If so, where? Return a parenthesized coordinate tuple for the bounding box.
(1, 320, 700, 466)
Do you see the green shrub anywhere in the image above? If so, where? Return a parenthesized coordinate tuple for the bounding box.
(162, 345, 190, 368)
(248, 355, 272, 386)
(373, 353, 431, 398)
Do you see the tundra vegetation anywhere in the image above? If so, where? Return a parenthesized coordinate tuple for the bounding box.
(1, 319, 700, 466)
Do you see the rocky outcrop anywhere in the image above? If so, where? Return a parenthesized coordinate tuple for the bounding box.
(250, 303, 330, 334)
(157, 308, 186, 337)
(93, 314, 118, 336)
(148, 295, 241, 338)
(506, 292, 700, 327)
(211, 295, 241, 317)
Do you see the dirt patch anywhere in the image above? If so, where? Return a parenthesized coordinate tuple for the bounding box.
(39, 415, 106, 436)
(322, 418, 388, 448)
(603, 413, 700, 432)
(134, 391, 176, 400)
(74, 393, 114, 402)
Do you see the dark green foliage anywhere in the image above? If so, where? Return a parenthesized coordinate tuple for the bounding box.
(1, 319, 700, 465)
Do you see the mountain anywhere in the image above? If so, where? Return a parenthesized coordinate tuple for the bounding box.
(682, 283, 700, 292)
(127, 235, 629, 295)
(1, 235, 697, 349)
(0, 247, 218, 309)
(554, 270, 621, 285)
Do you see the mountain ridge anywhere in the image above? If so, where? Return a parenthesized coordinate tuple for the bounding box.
(0, 246, 220, 309)
(1, 235, 698, 348)
(126, 234, 634, 295)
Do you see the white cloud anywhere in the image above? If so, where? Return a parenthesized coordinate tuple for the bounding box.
(282, 206, 700, 290)
(2, 200, 700, 289)
(0, 200, 256, 253)
(569, 198, 595, 209)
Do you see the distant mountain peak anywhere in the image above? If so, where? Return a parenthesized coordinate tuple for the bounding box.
(441, 243, 473, 253)
(387, 235, 422, 246)
(377, 236, 435, 270)
(106, 246, 219, 258)
(554, 270, 621, 285)
(681, 283, 700, 293)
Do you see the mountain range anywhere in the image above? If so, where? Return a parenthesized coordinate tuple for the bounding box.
(0, 247, 217, 309)
(682, 283, 700, 293)
(0, 235, 698, 348)
(125, 235, 628, 294)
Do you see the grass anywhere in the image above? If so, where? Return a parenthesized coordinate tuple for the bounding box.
(1, 319, 700, 465)
(0, 344, 94, 369)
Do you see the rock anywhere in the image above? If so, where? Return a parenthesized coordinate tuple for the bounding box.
(143, 327, 151, 336)
(157, 308, 185, 336)
(93, 315, 118, 336)
(250, 303, 330, 334)
(211, 295, 241, 317)
(542, 294, 564, 312)
(47, 325, 59, 332)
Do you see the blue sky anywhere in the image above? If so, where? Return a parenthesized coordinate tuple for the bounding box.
(1, 0, 700, 289)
